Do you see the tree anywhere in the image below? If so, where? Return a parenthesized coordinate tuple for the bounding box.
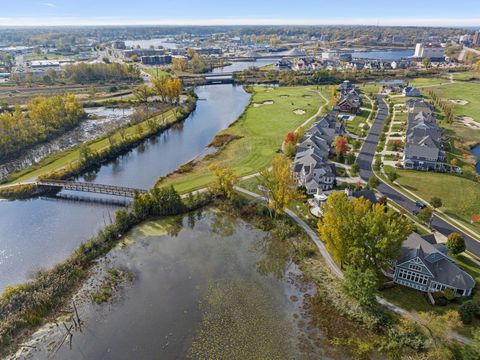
(208, 163, 237, 199)
(418, 207, 433, 225)
(190, 53, 208, 73)
(351, 163, 359, 175)
(259, 155, 299, 217)
(422, 57, 431, 68)
(462, 328, 480, 360)
(430, 197, 442, 209)
(446, 232, 466, 255)
(367, 176, 379, 189)
(318, 192, 413, 270)
(133, 84, 150, 105)
(172, 57, 186, 71)
(343, 266, 378, 307)
(387, 170, 398, 183)
(458, 300, 478, 324)
(284, 141, 296, 158)
(334, 136, 348, 156)
(417, 311, 461, 349)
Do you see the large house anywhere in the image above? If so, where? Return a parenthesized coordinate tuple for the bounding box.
(335, 81, 362, 114)
(392, 232, 475, 297)
(403, 100, 446, 171)
(292, 112, 344, 194)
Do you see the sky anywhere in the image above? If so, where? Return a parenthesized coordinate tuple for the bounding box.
(0, 0, 479, 27)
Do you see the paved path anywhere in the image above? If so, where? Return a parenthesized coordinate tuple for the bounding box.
(234, 185, 470, 344)
(357, 96, 480, 257)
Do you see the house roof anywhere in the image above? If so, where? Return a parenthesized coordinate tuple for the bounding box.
(399, 233, 475, 291)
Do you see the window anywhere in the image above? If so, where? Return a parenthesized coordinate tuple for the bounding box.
(409, 264, 422, 272)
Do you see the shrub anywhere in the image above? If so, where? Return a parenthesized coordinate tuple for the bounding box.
(443, 288, 456, 301)
(430, 197, 442, 209)
(446, 233, 466, 255)
(458, 301, 478, 324)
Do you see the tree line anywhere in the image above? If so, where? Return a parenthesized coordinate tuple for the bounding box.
(0, 93, 85, 161)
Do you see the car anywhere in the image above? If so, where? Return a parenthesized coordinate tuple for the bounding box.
(415, 201, 426, 209)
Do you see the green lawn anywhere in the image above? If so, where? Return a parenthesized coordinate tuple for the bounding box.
(427, 82, 480, 122)
(345, 110, 370, 136)
(140, 67, 171, 77)
(410, 77, 448, 87)
(7, 109, 175, 183)
(395, 170, 480, 231)
(157, 86, 329, 193)
(450, 71, 480, 81)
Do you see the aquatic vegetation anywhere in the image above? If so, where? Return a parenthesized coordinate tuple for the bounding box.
(189, 279, 295, 360)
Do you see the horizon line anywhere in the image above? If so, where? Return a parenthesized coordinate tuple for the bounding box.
(0, 17, 479, 28)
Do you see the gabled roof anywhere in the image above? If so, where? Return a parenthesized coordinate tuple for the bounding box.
(399, 233, 475, 291)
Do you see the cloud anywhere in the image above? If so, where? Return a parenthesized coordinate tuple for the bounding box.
(41, 2, 57, 8)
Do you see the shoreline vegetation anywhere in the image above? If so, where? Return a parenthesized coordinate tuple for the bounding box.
(0, 93, 197, 199)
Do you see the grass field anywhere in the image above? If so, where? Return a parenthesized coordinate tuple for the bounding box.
(395, 170, 480, 230)
(140, 67, 171, 77)
(157, 86, 329, 193)
(427, 82, 480, 122)
(450, 71, 480, 81)
(345, 110, 369, 136)
(8, 108, 175, 183)
(410, 77, 448, 87)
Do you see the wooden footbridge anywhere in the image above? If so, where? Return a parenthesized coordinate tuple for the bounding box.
(37, 179, 148, 198)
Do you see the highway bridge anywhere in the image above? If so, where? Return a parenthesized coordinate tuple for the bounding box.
(37, 179, 148, 198)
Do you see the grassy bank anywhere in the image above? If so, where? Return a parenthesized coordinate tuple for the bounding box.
(156, 85, 330, 193)
(2, 99, 195, 186)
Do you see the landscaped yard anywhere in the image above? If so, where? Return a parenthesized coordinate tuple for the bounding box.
(345, 110, 370, 136)
(157, 86, 329, 193)
(395, 170, 480, 231)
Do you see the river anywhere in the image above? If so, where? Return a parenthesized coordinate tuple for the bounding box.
(0, 84, 251, 291)
(352, 49, 414, 60)
(15, 209, 329, 359)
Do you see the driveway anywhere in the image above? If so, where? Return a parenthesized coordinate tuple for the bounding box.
(357, 96, 480, 257)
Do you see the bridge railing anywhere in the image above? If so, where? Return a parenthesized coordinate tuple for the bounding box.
(37, 179, 148, 198)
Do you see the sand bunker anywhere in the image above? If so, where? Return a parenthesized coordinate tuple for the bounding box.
(253, 101, 274, 108)
(450, 99, 469, 105)
(293, 109, 306, 115)
(457, 116, 480, 129)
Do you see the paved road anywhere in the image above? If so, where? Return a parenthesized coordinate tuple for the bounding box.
(357, 96, 480, 257)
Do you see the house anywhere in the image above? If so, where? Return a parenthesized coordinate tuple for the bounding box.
(392, 233, 475, 297)
(335, 92, 362, 114)
(292, 148, 336, 194)
(403, 100, 445, 171)
(403, 86, 421, 97)
(292, 112, 345, 194)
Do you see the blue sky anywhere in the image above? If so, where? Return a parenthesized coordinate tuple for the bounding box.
(1, 0, 479, 26)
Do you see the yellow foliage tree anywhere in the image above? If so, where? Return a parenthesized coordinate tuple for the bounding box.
(259, 155, 299, 216)
(208, 163, 237, 199)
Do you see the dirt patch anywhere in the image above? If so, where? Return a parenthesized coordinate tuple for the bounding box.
(449, 99, 469, 105)
(253, 101, 274, 108)
(293, 109, 306, 115)
(209, 133, 243, 148)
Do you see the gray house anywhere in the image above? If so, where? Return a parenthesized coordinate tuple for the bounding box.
(403, 86, 421, 97)
(392, 233, 475, 297)
(403, 100, 446, 170)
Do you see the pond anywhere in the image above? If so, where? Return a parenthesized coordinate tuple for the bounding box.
(472, 144, 480, 173)
(17, 209, 329, 359)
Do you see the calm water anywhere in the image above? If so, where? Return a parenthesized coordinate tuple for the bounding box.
(0, 198, 118, 291)
(29, 210, 313, 359)
(213, 58, 280, 73)
(352, 49, 414, 60)
(0, 85, 250, 291)
(124, 38, 178, 49)
(77, 85, 250, 188)
(472, 144, 480, 173)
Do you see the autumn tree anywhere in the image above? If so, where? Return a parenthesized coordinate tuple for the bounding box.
(172, 57, 186, 72)
(417, 311, 461, 354)
(318, 192, 413, 270)
(208, 163, 237, 199)
(133, 84, 150, 105)
(418, 207, 433, 225)
(343, 266, 378, 307)
(259, 155, 299, 217)
(446, 232, 466, 255)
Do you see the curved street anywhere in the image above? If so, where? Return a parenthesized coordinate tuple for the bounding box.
(357, 95, 480, 257)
